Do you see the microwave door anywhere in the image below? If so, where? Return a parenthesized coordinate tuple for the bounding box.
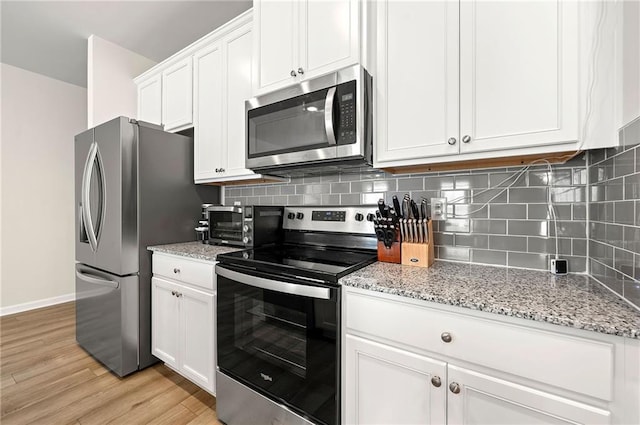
(247, 88, 338, 169)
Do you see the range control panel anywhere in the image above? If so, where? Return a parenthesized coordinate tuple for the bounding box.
(284, 206, 376, 234)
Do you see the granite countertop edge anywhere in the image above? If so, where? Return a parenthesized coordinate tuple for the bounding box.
(149, 243, 640, 339)
(340, 262, 640, 340)
(147, 241, 243, 262)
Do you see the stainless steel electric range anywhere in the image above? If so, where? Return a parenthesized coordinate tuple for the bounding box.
(215, 205, 378, 425)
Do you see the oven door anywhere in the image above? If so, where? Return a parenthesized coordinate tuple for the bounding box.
(207, 207, 243, 245)
(216, 264, 340, 425)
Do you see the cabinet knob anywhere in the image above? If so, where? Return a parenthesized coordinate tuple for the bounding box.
(462, 135, 471, 143)
(431, 376, 442, 388)
(297, 67, 304, 75)
(447, 137, 457, 145)
(290, 70, 297, 77)
(449, 382, 461, 394)
(176, 292, 182, 298)
(441, 332, 452, 343)
(173, 268, 180, 274)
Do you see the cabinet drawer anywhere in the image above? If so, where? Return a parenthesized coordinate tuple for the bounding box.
(152, 253, 215, 291)
(346, 290, 614, 401)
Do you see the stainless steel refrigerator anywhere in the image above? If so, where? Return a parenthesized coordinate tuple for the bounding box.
(74, 117, 217, 377)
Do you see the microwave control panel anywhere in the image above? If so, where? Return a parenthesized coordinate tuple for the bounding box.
(337, 81, 356, 145)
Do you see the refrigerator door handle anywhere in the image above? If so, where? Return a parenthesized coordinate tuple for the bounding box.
(75, 268, 120, 289)
(81, 141, 104, 252)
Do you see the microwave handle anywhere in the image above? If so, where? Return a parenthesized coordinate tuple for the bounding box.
(324, 87, 337, 146)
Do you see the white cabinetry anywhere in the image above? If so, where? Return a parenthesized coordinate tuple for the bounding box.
(151, 252, 216, 394)
(375, 0, 580, 170)
(161, 57, 193, 131)
(136, 57, 192, 132)
(136, 74, 162, 126)
(194, 20, 261, 183)
(344, 287, 637, 424)
(345, 335, 446, 424)
(252, 0, 361, 95)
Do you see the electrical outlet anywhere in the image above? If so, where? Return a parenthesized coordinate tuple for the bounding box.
(431, 198, 447, 220)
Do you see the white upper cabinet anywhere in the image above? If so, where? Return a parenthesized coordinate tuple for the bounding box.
(376, 0, 460, 163)
(135, 56, 192, 132)
(194, 18, 263, 184)
(161, 57, 193, 132)
(252, 0, 361, 96)
(137, 74, 162, 126)
(253, 0, 298, 94)
(459, 0, 578, 154)
(375, 0, 581, 170)
(194, 42, 225, 182)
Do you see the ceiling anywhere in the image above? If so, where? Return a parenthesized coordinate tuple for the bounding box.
(1, 0, 252, 88)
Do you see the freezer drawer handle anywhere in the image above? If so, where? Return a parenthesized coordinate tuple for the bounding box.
(76, 269, 120, 289)
(215, 265, 330, 300)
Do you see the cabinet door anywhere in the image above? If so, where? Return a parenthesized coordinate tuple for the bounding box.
(459, 0, 578, 153)
(447, 365, 610, 425)
(223, 24, 257, 179)
(162, 57, 193, 131)
(345, 335, 447, 425)
(253, 0, 299, 95)
(179, 284, 215, 394)
(151, 277, 179, 369)
(137, 74, 162, 125)
(194, 42, 225, 182)
(375, 0, 459, 165)
(300, 0, 359, 80)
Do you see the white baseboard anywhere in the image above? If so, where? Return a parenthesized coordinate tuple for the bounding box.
(0, 293, 76, 316)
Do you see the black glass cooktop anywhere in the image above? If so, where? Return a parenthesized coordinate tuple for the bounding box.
(217, 244, 377, 284)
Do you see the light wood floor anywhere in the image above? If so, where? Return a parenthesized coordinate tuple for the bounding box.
(1, 302, 222, 424)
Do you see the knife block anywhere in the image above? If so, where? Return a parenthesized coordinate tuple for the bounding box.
(377, 233, 401, 264)
(401, 221, 435, 268)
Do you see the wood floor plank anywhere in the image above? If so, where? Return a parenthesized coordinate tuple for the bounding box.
(147, 404, 198, 425)
(186, 408, 223, 425)
(0, 302, 220, 424)
(181, 388, 217, 416)
(2, 368, 97, 416)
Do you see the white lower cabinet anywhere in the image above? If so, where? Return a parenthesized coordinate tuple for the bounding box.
(447, 365, 610, 425)
(345, 335, 446, 424)
(151, 253, 216, 394)
(344, 287, 636, 424)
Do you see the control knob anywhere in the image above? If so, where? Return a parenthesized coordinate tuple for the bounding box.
(296, 212, 304, 220)
(243, 236, 251, 244)
(243, 224, 251, 232)
(287, 212, 295, 220)
(355, 213, 364, 222)
(366, 213, 375, 222)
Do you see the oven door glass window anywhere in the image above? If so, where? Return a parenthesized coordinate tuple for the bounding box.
(208, 211, 242, 242)
(217, 271, 339, 425)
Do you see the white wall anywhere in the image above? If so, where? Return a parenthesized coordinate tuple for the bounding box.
(88, 35, 156, 128)
(1, 63, 87, 314)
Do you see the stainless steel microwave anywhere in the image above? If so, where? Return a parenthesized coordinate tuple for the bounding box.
(245, 65, 372, 176)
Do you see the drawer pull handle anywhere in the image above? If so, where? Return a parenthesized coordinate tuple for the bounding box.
(441, 332, 452, 343)
(449, 382, 461, 394)
(171, 290, 176, 296)
(173, 268, 180, 274)
(431, 376, 441, 387)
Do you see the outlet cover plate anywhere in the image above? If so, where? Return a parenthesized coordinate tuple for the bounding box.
(431, 198, 447, 220)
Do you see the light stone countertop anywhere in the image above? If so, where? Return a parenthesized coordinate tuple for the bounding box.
(339, 260, 640, 339)
(147, 241, 243, 262)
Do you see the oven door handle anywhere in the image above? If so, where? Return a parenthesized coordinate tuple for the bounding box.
(215, 265, 331, 300)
